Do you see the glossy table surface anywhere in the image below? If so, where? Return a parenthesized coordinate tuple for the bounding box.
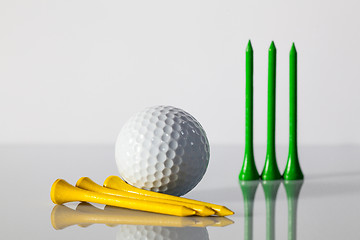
(1, 145, 359, 239)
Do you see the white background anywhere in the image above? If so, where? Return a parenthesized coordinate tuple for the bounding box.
(1, 0, 359, 146)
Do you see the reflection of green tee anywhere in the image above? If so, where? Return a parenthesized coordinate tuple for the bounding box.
(262, 181, 281, 240)
(239, 180, 303, 240)
(284, 180, 304, 240)
(239, 180, 259, 240)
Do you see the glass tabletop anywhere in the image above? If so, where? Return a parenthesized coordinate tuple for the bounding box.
(1, 145, 359, 239)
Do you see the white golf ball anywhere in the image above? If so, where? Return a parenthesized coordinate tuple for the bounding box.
(115, 105, 210, 196)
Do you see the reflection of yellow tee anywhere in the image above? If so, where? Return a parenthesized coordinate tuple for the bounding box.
(51, 203, 233, 230)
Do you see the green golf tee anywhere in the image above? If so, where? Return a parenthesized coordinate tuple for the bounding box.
(261, 41, 281, 180)
(239, 40, 259, 181)
(283, 43, 304, 180)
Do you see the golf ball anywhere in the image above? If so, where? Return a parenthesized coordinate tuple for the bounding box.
(115, 105, 210, 196)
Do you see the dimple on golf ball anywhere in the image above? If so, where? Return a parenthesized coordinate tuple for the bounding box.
(115, 105, 210, 196)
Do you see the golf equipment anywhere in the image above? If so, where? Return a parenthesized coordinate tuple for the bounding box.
(115, 105, 210, 196)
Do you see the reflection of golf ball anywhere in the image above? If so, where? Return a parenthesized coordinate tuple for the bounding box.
(115, 105, 210, 196)
(116, 225, 209, 240)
